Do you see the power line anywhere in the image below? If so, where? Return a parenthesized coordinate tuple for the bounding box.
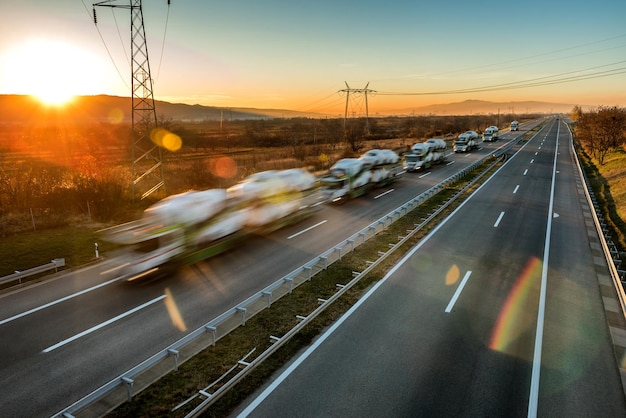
(81, 0, 129, 90)
(377, 60, 626, 96)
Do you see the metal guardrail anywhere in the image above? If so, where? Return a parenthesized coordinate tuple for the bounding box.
(182, 153, 508, 417)
(568, 124, 626, 318)
(53, 146, 509, 418)
(0, 258, 65, 287)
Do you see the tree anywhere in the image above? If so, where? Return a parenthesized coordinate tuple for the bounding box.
(576, 106, 626, 164)
(343, 118, 367, 154)
(570, 105, 583, 122)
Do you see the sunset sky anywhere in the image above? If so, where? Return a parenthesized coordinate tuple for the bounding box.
(1, 1, 625, 114)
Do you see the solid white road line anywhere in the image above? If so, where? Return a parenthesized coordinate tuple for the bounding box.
(287, 220, 328, 239)
(42, 295, 167, 353)
(0, 278, 121, 326)
(527, 120, 560, 418)
(445, 271, 472, 313)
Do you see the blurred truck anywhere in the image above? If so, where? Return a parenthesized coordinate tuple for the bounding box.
(482, 126, 499, 142)
(99, 168, 321, 281)
(453, 131, 480, 153)
(510, 121, 519, 131)
(404, 138, 447, 171)
(320, 149, 404, 203)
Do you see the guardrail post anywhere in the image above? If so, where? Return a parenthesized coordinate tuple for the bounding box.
(121, 376, 134, 402)
(205, 325, 217, 346)
(168, 348, 180, 370)
(321, 256, 328, 270)
(262, 290, 272, 307)
(237, 307, 247, 325)
(348, 239, 355, 252)
(284, 277, 294, 292)
(304, 266, 312, 281)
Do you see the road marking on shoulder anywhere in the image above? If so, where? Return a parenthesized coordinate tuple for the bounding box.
(374, 189, 394, 199)
(287, 220, 328, 239)
(42, 295, 167, 353)
(445, 271, 472, 313)
(100, 263, 130, 275)
(494, 211, 505, 227)
(0, 278, 121, 326)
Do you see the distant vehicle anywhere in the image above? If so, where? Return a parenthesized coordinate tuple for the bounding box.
(320, 149, 404, 203)
(482, 126, 499, 142)
(99, 169, 320, 280)
(510, 121, 519, 131)
(404, 138, 447, 172)
(453, 130, 480, 153)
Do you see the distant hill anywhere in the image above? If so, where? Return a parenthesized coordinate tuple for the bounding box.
(391, 99, 578, 116)
(0, 95, 323, 124)
(0, 95, 578, 124)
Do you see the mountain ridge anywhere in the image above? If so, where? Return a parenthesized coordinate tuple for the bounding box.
(0, 94, 578, 123)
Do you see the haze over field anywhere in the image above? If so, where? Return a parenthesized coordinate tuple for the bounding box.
(1, 1, 625, 114)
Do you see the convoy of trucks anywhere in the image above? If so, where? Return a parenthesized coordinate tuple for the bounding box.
(510, 121, 519, 131)
(404, 138, 447, 172)
(102, 129, 506, 280)
(482, 126, 499, 142)
(320, 149, 404, 203)
(100, 168, 321, 280)
(453, 130, 480, 153)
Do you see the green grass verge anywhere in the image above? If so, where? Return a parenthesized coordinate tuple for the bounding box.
(575, 143, 626, 256)
(0, 225, 117, 282)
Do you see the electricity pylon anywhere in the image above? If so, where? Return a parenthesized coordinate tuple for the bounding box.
(93, 0, 167, 200)
(339, 82, 376, 134)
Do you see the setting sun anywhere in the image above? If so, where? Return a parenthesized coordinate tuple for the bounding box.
(0, 39, 108, 106)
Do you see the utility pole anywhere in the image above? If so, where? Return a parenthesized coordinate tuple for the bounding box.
(339, 82, 376, 135)
(93, 0, 169, 200)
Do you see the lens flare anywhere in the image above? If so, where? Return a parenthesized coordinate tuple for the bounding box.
(489, 256, 542, 355)
(211, 156, 237, 179)
(164, 288, 187, 332)
(150, 128, 182, 152)
(445, 264, 460, 286)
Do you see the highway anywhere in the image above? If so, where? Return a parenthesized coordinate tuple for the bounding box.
(237, 119, 626, 417)
(0, 119, 565, 417)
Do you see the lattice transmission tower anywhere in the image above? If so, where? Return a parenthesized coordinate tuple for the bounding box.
(93, 0, 169, 200)
(339, 82, 376, 134)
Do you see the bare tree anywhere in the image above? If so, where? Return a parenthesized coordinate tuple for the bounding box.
(576, 106, 626, 164)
